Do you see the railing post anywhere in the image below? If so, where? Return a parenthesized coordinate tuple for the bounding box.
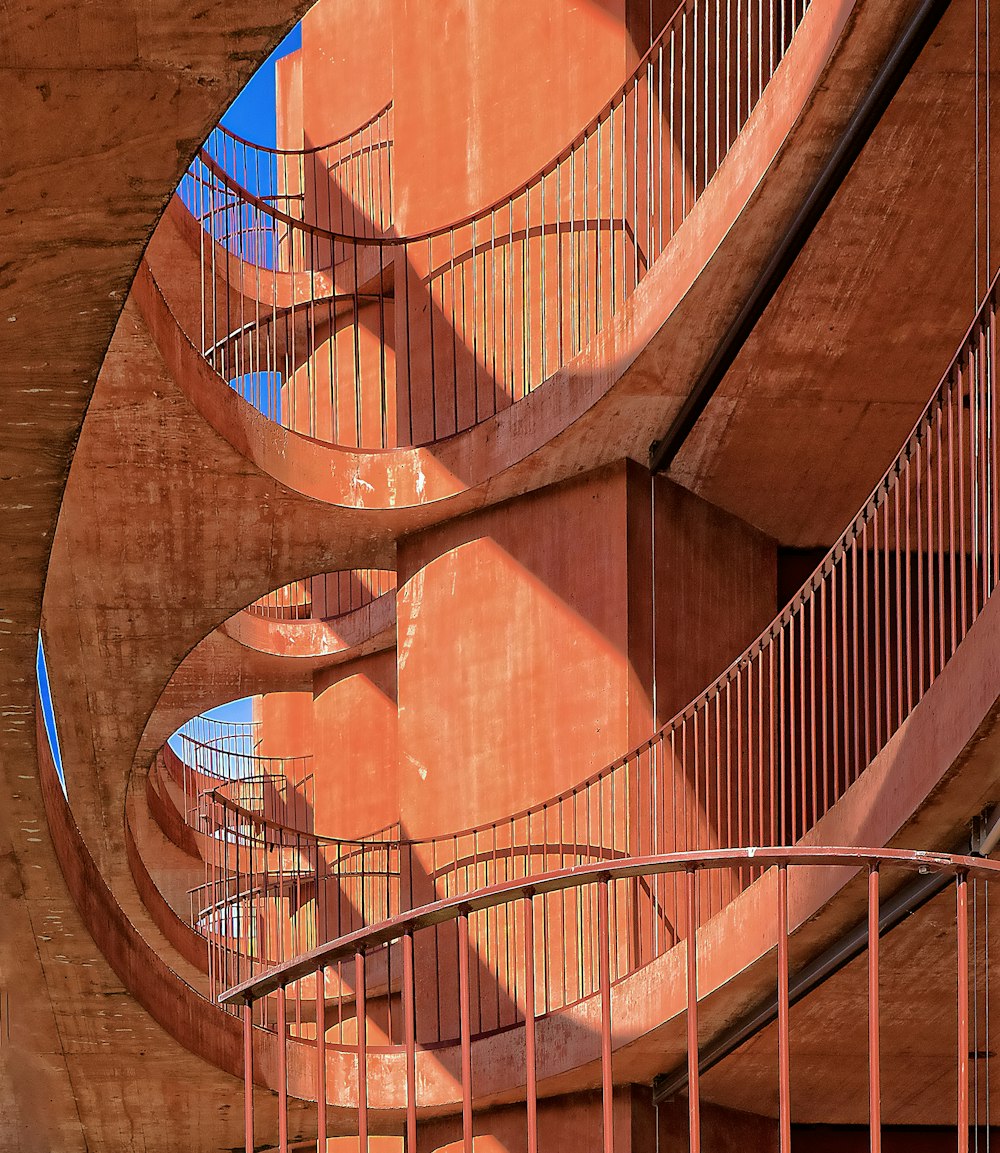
(685, 867, 700, 1152)
(356, 950, 368, 1152)
(958, 872, 970, 1153)
(868, 864, 881, 1153)
(777, 863, 792, 1153)
(243, 998, 254, 1153)
(459, 908, 474, 1153)
(523, 893, 538, 1153)
(403, 930, 418, 1150)
(598, 876, 614, 1153)
(316, 965, 327, 1153)
(277, 983, 288, 1153)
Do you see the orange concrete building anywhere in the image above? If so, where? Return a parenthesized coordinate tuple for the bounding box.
(4, 0, 1000, 1148)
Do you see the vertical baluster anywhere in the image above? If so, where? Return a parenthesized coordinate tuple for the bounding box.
(317, 965, 327, 1153)
(778, 863, 791, 1153)
(686, 866, 701, 1150)
(277, 984, 288, 1153)
(243, 999, 254, 1153)
(356, 950, 368, 1152)
(403, 930, 418, 1151)
(459, 910, 474, 1153)
(959, 871, 970, 1153)
(869, 864, 881, 1153)
(598, 876, 614, 1153)
(524, 894, 538, 1153)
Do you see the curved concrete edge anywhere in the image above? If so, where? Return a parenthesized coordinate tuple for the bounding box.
(220, 588, 397, 661)
(36, 706, 244, 1075)
(45, 570, 1000, 1114)
(439, 571, 1000, 1107)
(136, 0, 867, 513)
(34, 703, 349, 1117)
(146, 756, 201, 858)
(125, 806, 208, 974)
(148, 196, 389, 338)
(291, 579, 1000, 1112)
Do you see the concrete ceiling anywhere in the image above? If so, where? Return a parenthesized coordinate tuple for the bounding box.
(670, 0, 998, 549)
(0, 2, 310, 1148)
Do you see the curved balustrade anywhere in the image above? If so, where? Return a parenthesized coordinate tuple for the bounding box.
(178, 101, 394, 259)
(171, 0, 811, 448)
(144, 272, 1000, 1030)
(392, 268, 1000, 923)
(191, 787, 402, 1004)
(225, 846, 996, 1152)
(163, 712, 314, 829)
(246, 568, 396, 621)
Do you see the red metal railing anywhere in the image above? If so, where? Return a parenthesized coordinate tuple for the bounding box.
(245, 568, 396, 622)
(384, 267, 1000, 923)
(221, 846, 997, 1153)
(191, 787, 402, 1006)
(172, 0, 811, 447)
(178, 100, 395, 255)
(163, 713, 313, 825)
(155, 271, 1000, 1015)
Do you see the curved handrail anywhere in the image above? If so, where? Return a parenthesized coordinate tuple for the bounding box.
(374, 264, 1000, 874)
(190, 784, 403, 997)
(244, 568, 396, 622)
(182, 99, 395, 241)
(152, 267, 1000, 1014)
(222, 845, 994, 1153)
(211, 99, 395, 160)
(223, 845, 998, 1003)
(172, 0, 813, 448)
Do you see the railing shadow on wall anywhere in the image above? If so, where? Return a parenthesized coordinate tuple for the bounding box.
(143, 269, 1000, 1066)
(172, 0, 813, 450)
(244, 568, 397, 622)
(223, 847, 996, 1153)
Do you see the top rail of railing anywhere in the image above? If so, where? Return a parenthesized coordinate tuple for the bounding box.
(190, 267, 1000, 930)
(244, 568, 397, 622)
(164, 272, 1000, 1014)
(222, 842, 998, 1153)
(382, 266, 1000, 847)
(207, 99, 394, 160)
(221, 845, 999, 1003)
(175, 0, 813, 448)
(185, 0, 784, 248)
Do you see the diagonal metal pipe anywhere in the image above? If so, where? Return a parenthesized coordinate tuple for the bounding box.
(652, 811, 1000, 1105)
(648, 0, 954, 474)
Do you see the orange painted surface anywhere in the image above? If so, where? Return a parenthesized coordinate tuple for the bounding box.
(276, 48, 304, 151)
(16, 0, 996, 1145)
(299, 0, 393, 148)
(312, 649, 399, 838)
(395, 462, 648, 839)
(284, 0, 636, 234)
(254, 691, 314, 758)
(389, 0, 631, 233)
(652, 476, 777, 723)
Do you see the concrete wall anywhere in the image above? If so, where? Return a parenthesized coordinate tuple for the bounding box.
(312, 648, 398, 837)
(395, 460, 652, 839)
(653, 476, 778, 725)
(276, 0, 650, 232)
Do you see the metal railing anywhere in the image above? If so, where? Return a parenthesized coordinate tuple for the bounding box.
(147, 271, 1000, 1018)
(245, 569, 396, 622)
(192, 788, 402, 1005)
(387, 267, 1000, 925)
(178, 101, 394, 256)
(223, 846, 998, 1153)
(172, 0, 811, 447)
(162, 713, 313, 827)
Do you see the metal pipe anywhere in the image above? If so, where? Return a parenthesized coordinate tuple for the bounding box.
(649, 0, 954, 473)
